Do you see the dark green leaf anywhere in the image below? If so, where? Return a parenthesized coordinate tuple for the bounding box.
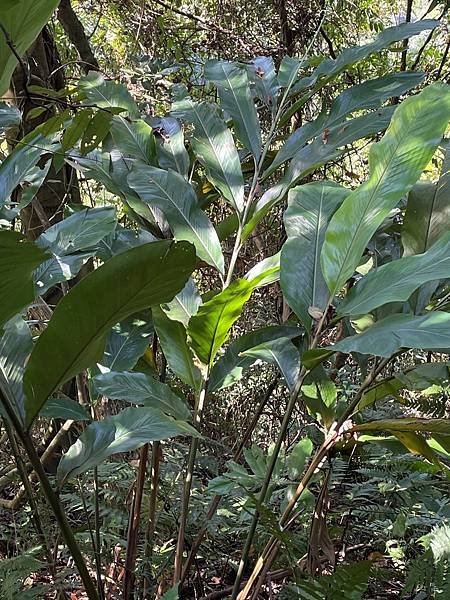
(23, 240, 196, 426)
(152, 306, 202, 390)
(128, 165, 224, 272)
(94, 370, 191, 420)
(0, 231, 50, 330)
(332, 311, 450, 357)
(57, 406, 198, 484)
(205, 60, 261, 159)
(321, 84, 450, 298)
(241, 337, 300, 391)
(281, 182, 349, 328)
(40, 396, 90, 421)
(161, 278, 201, 326)
(151, 116, 189, 178)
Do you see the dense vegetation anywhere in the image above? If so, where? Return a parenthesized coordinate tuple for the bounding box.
(0, 1, 450, 598)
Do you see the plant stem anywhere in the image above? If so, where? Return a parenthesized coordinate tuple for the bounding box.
(173, 379, 208, 584)
(124, 443, 149, 599)
(142, 440, 161, 597)
(180, 376, 280, 584)
(0, 388, 99, 600)
(238, 355, 394, 599)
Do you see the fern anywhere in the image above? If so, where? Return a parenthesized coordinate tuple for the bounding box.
(280, 561, 372, 600)
(0, 549, 44, 600)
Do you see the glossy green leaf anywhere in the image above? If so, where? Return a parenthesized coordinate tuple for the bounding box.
(245, 252, 280, 288)
(351, 418, 450, 435)
(244, 107, 394, 240)
(93, 371, 191, 420)
(0, 131, 56, 206)
(332, 311, 450, 357)
(40, 396, 90, 421)
(321, 84, 450, 298)
(288, 20, 439, 99)
(161, 278, 201, 327)
(402, 140, 450, 256)
(0, 231, 50, 330)
(247, 56, 279, 109)
(152, 306, 202, 390)
(0, 316, 32, 423)
(78, 72, 139, 117)
(108, 117, 156, 164)
(281, 182, 349, 328)
(267, 72, 424, 178)
(241, 337, 300, 391)
(340, 232, 450, 316)
(61, 109, 92, 151)
(35, 252, 94, 295)
(100, 312, 153, 372)
(171, 98, 245, 214)
(187, 279, 256, 367)
(205, 59, 261, 159)
(0, 0, 60, 95)
(57, 406, 198, 484)
(128, 165, 224, 272)
(287, 438, 313, 480)
(209, 324, 302, 391)
(0, 103, 20, 132)
(151, 116, 189, 178)
(81, 110, 113, 154)
(23, 240, 196, 426)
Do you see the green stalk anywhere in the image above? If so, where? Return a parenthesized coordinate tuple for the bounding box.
(0, 388, 99, 600)
(173, 380, 208, 583)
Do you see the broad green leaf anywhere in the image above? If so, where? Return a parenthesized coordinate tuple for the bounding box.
(40, 396, 90, 421)
(281, 182, 349, 328)
(187, 279, 256, 367)
(209, 324, 302, 392)
(78, 72, 139, 117)
(61, 109, 92, 151)
(128, 165, 224, 272)
(0, 316, 32, 423)
(247, 56, 279, 110)
(35, 252, 94, 295)
(0, 0, 60, 95)
(267, 72, 424, 178)
(33, 206, 117, 294)
(161, 278, 201, 326)
(244, 107, 394, 240)
(23, 240, 196, 426)
(392, 431, 441, 465)
(93, 371, 191, 420)
(0, 103, 20, 132)
(332, 311, 450, 357)
(81, 110, 113, 154)
(278, 56, 305, 89)
(161, 585, 179, 600)
(101, 312, 154, 372)
(402, 140, 450, 256)
(37, 206, 117, 255)
(171, 98, 245, 214)
(352, 418, 450, 435)
(151, 116, 189, 178)
(288, 20, 439, 99)
(152, 306, 202, 390)
(97, 225, 157, 261)
(205, 60, 261, 159)
(241, 337, 300, 391)
(0, 231, 50, 330)
(108, 117, 156, 164)
(340, 232, 450, 316)
(0, 131, 55, 206)
(245, 252, 280, 287)
(326, 71, 424, 126)
(57, 406, 198, 484)
(321, 84, 450, 298)
(287, 438, 313, 480)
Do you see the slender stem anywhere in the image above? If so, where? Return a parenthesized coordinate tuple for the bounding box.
(142, 440, 161, 596)
(180, 376, 280, 585)
(123, 443, 149, 599)
(173, 379, 208, 583)
(238, 356, 394, 599)
(0, 389, 99, 600)
(92, 467, 105, 600)
(4, 422, 54, 572)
